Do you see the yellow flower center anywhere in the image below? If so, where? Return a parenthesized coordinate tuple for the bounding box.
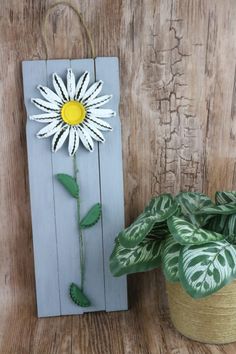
(61, 101, 86, 125)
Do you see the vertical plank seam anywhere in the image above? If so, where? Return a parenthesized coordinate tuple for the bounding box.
(94, 58, 107, 311)
(46, 59, 62, 315)
(74, 59, 85, 315)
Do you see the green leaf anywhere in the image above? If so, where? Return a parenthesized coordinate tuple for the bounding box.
(80, 203, 101, 229)
(215, 191, 236, 205)
(176, 192, 214, 227)
(209, 208, 236, 244)
(205, 214, 228, 234)
(119, 195, 179, 249)
(150, 222, 170, 238)
(69, 283, 91, 307)
(56, 173, 79, 198)
(161, 237, 182, 282)
(206, 214, 236, 245)
(222, 214, 236, 244)
(118, 215, 157, 248)
(194, 202, 236, 215)
(179, 241, 236, 298)
(110, 236, 162, 276)
(167, 216, 224, 245)
(145, 194, 179, 219)
(176, 192, 214, 214)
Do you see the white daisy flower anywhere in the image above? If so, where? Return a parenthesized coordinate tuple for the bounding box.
(30, 69, 116, 155)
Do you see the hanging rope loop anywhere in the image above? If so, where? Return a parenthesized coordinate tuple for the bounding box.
(41, 1, 95, 59)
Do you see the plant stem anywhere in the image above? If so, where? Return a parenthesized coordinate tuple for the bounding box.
(73, 153, 85, 292)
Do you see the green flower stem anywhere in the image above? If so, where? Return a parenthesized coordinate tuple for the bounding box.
(73, 153, 85, 292)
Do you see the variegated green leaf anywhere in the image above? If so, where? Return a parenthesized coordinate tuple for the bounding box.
(110, 236, 162, 276)
(206, 214, 236, 245)
(215, 191, 236, 205)
(195, 202, 236, 215)
(205, 214, 228, 234)
(223, 214, 236, 244)
(118, 215, 157, 248)
(179, 241, 236, 298)
(167, 216, 224, 245)
(176, 192, 214, 227)
(145, 194, 179, 219)
(150, 222, 170, 238)
(119, 194, 179, 248)
(176, 192, 214, 214)
(162, 237, 182, 281)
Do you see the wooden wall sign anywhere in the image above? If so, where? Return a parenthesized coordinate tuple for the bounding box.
(22, 56, 127, 317)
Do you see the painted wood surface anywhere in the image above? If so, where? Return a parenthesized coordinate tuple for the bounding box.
(22, 58, 127, 317)
(22, 60, 61, 317)
(2, 0, 236, 352)
(95, 57, 128, 311)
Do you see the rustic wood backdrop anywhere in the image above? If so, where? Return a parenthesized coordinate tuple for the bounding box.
(1, 0, 236, 353)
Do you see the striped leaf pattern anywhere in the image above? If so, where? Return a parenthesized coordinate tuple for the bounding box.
(206, 214, 236, 245)
(176, 192, 214, 227)
(145, 194, 179, 219)
(176, 192, 214, 214)
(150, 222, 170, 238)
(215, 191, 236, 205)
(162, 237, 182, 282)
(205, 214, 228, 234)
(118, 215, 157, 248)
(179, 241, 236, 298)
(222, 214, 236, 244)
(110, 237, 162, 277)
(119, 194, 179, 249)
(195, 202, 236, 215)
(167, 216, 224, 245)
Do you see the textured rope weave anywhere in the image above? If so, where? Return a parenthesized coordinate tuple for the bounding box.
(167, 281, 236, 344)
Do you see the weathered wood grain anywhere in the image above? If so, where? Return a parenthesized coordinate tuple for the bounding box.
(1, 0, 236, 352)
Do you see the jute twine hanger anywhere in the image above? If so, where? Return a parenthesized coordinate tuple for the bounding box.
(41, 1, 95, 59)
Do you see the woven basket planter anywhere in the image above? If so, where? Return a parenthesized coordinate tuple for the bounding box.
(166, 281, 236, 344)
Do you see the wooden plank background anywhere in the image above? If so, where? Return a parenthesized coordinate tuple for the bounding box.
(1, 0, 236, 352)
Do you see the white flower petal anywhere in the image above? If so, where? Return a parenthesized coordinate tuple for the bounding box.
(29, 112, 61, 123)
(77, 126, 94, 152)
(82, 80, 103, 104)
(87, 116, 113, 131)
(52, 125, 70, 152)
(52, 73, 69, 102)
(31, 98, 60, 112)
(36, 121, 63, 139)
(87, 108, 116, 118)
(67, 69, 76, 100)
(75, 71, 90, 101)
(85, 95, 112, 109)
(37, 85, 63, 105)
(68, 127, 80, 156)
(82, 122, 105, 143)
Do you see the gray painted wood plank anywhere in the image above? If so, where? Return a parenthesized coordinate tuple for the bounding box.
(47, 59, 105, 314)
(46, 59, 82, 315)
(22, 60, 61, 317)
(95, 57, 128, 311)
(70, 59, 106, 313)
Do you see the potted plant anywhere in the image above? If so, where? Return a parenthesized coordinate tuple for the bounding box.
(110, 191, 236, 344)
